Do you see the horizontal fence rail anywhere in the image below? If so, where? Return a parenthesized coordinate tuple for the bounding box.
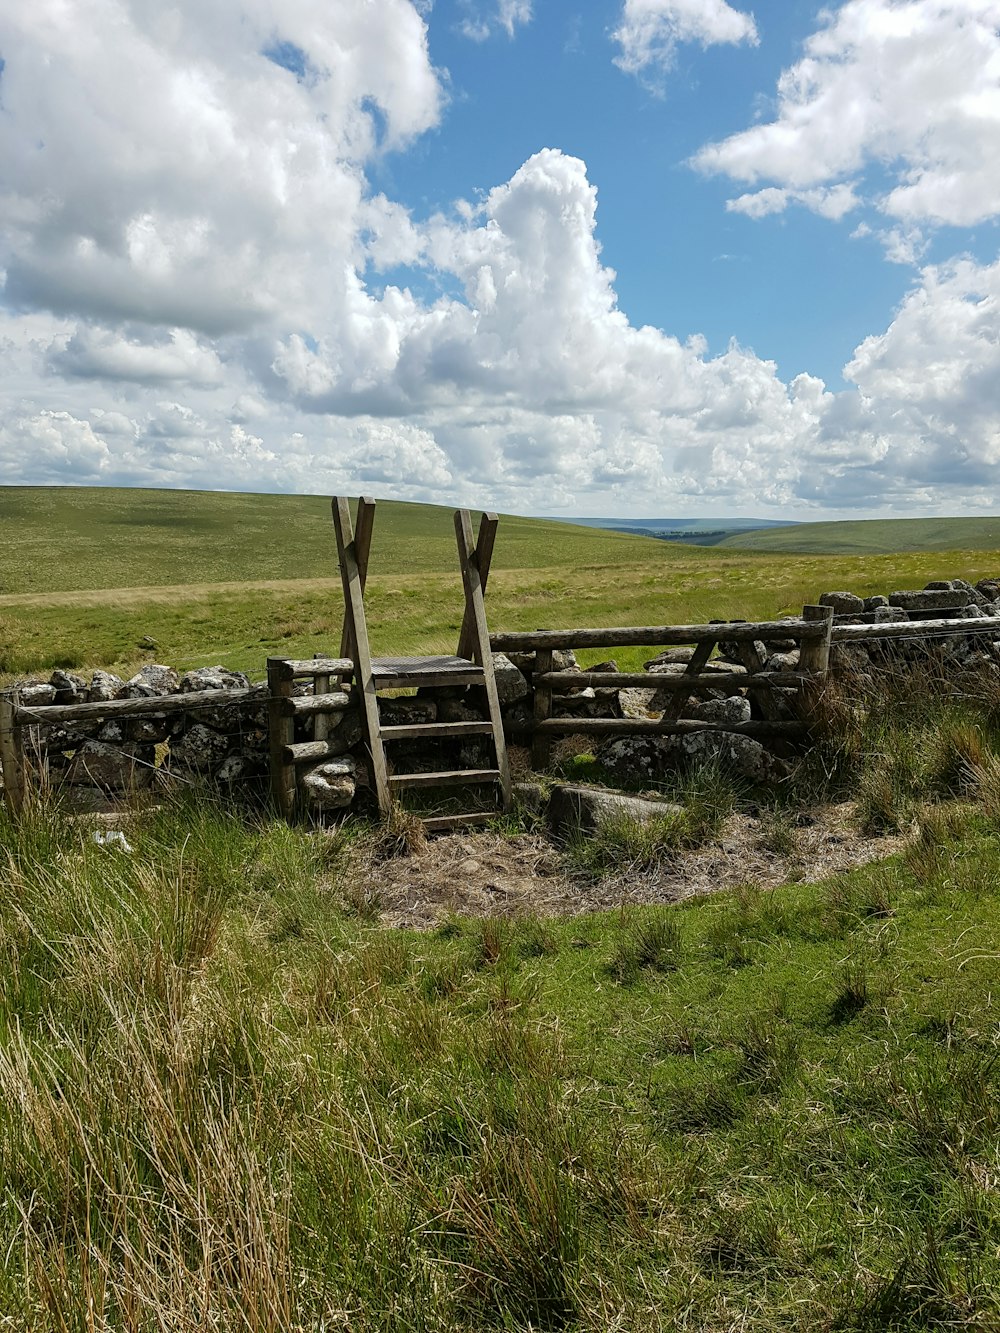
(489, 617, 828, 653)
(830, 616, 1000, 642)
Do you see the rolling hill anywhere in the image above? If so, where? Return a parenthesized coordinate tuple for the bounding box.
(720, 516, 1000, 555)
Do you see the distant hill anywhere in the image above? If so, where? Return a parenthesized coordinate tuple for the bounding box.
(565, 516, 799, 547)
(720, 516, 1000, 555)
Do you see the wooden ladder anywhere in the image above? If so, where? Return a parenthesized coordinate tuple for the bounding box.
(332, 496, 512, 832)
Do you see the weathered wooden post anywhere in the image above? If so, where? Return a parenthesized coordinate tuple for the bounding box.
(0, 694, 26, 815)
(799, 604, 834, 676)
(532, 647, 554, 771)
(267, 658, 296, 820)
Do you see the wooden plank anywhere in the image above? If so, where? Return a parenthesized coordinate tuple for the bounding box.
(489, 619, 826, 652)
(455, 508, 512, 810)
(830, 615, 1000, 642)
(421, 811, 497, 832)
(535, 717, 808, 737)
(0, 696, 26, 815)
(266, 660, 296, 820)
(389, 768, 501, 789)
(270, 658, 353, 681)
(339, 496, 375, 659)
(457, 512, 498, 661)
(370, 670, 485, 691)
(13, 686, 257, 727)
(534, 670, 811, 690)
(660, 638, 715, 722)
(332, 496, 391, 816)
(281, 691, 351, 717)
(313, 652, 331, 743)
(532, 647, 554, 771)
(799, 604, 835, 673)
(371, 655, 482, 678)
(380, 721, 494, 740)
(284, 739, 355, 764)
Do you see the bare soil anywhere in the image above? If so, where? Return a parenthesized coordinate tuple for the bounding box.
(355, 802, 906, 930)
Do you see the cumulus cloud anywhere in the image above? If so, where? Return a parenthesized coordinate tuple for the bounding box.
(2, 0, 1000, 518)
(693, 0, 1000, 228)
(613, 0, 759, 78)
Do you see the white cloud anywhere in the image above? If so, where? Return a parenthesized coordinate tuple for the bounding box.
(613, 0, 758, 78)
(2, 0, 1000, 518)
(726, 183, 860, 220)
(694, 0, 1000, 228)
(459, 0, 532, 41)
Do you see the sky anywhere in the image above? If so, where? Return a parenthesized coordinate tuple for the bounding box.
(1, 0, 1000, 520)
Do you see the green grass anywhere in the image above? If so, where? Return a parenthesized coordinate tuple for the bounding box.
(1, 781, 998, 1328)
(4, 488, 1000, 680)
(721, 515, 1000, 555)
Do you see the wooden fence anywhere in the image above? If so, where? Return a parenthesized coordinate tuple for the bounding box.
(489, 605, 834, 769)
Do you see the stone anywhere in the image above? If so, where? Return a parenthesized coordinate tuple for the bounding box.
(178, 665, 251, 694)
(512, 781, 546, 815)
(765, 651, 799, 672)
(125, 664, 179, 698)
(504, 651, 536, 675)
(976, 579, 1000, 603)
(596, 736, 678, 784)
(864, 595, 889, 611)
(379, 697, 436, 725)
(64, 741, 154, 789)
(644, 648, 694, 669)
(301, 756, 357, 811)
(675, 730, 790, 783)
(169, 723, 232, 772)
(952, 579, 993, 611)
(925, 580, 954, 591)
(551, 649, 578, 671)
(830, 643, 873, 674)
(15, 683, 57, 707)
(313, 710, 363, 755)
(438, 696, 487, 724)
(819, 591, 865, 614)
(546, 784, 682, 837)
(490, 653, 529, 705)
(618, 687, 661, 718)
(862, 606, 897, 623)
(125, 716, 173, 745)
(762, 638, 796, 654)
(888, 589, 966, 612)
(688, 696, 751, 725)
(89, 670, 126, 703)
(49, 670, 87, 703)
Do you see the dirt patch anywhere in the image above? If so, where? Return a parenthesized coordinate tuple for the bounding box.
(350, 802, 906, 930)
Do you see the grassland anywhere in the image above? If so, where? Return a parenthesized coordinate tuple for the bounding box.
(721, 515, 1000, 555)
(3, 486, 1000, 1327)
(2, 486, 1000, 679)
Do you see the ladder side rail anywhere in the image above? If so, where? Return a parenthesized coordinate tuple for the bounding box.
(332, 497, 391, 815)
(339, 496, 376, 658)
(454, 508, 511, 810)
(457, 511, 498, 662)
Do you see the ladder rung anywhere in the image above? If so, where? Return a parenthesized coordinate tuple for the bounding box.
(374, 671, 485, 690)
(421, 812, 500, 833)
(380, 721, 494, 740)
(388, 768, 501, 789)
(281, 691, 351, 717)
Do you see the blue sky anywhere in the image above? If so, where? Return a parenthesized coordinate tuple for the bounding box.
(1, 0, 999, 518)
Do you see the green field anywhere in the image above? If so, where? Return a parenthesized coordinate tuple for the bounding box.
(3, 486, 1000, 1326)
(721, 515, 1000, 555)
(2, 487, 1000, 680)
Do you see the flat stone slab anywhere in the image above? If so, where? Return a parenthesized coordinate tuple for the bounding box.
(546, 783, 682, 837)
(888, 589, 967, 611)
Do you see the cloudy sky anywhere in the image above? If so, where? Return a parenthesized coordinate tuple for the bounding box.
(2, 0, 1000, 518)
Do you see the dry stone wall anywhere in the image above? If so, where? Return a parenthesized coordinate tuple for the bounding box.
(4, 575, 1000, 812)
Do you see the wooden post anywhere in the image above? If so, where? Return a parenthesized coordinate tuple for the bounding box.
(660, 638, 716, 722)
(799, 604, 834, 675)
(0, 697, 25, 815)
(454, 508, 511, 809)
(313, 654, 331, 745)
(267, 660, 296, 821)
(333, 497, 391, 816)
(339, 496, 376, 660)
(457, 512, 498, 662)
(532, 647, 554, 772)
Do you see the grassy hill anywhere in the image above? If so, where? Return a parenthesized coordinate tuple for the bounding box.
(720, 515, 1000, 555)
(2, 487, 1000, 679)
(0, 486, 668, 596)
